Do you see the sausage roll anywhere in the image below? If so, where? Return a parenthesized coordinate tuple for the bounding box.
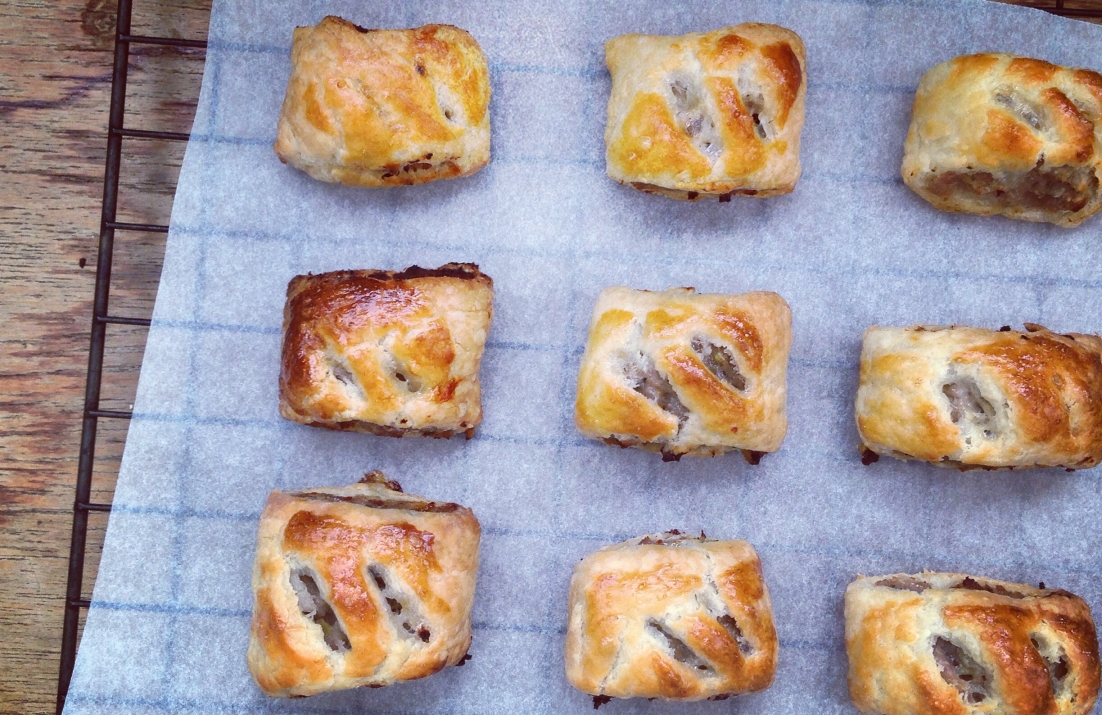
(845, 572, 1101, 715)
(855, 324, 1102, 470)
(565, 532, 778, 703)
(604, 24, 807, 201)
(274, 17, 491, 187)
(902, 53, 1102, 227)
(279, 264, 494, 438)
(574, 287, 791, 461)
(247, 471, 481, 697)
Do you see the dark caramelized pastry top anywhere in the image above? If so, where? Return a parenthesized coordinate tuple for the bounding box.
(279, 263, 493, 438)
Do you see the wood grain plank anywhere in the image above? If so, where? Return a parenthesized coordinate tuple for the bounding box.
(0, 1, 209, 712)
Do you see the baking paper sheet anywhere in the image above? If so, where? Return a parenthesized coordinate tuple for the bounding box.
(66, 0, 1102, 712)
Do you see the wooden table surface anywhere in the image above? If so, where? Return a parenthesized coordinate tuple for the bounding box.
(0, 1, 1098, 713)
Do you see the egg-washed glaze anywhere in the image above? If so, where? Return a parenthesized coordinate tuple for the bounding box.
(856, 323, 1102, 470)
(247, 472, 481, 697)
(846, 572, 1100, 715)
(275, 17, 491, 187)
(902, 53, 1102, 227)
(279, 264, 493, 438)
(575, 287, 791, 461)
(605, 24, 807, 200)
(565, 532, 778, 702)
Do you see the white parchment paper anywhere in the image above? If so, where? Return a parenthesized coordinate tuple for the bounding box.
(66, 0, 1102, 712)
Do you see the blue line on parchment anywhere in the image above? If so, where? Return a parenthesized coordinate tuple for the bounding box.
(65, 692, 483, 715)
(207, 40, 287, 54)
(111, 504, 262, 520)
(812, 82, 916, 94)
(162, 221, 1102, 292)
(150, 319, 281, 335)
(184, 134, 272, 146)
(88, 601, 251, 618)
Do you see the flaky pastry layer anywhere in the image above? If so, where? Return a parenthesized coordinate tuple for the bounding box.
(575, 286, 791, 460)
(605, 23, 806, 200)
(247, 472, 481, 697)
(279, 263, 493, 438)
(846, 572, 1100, 715)
(902, 53, 1102, 227)
(856, 323, 1102, 470)
(275, 17, 491, 187)
(565, 532, 777, 702)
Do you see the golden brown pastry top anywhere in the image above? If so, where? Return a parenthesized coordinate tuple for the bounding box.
(845, 572, 1100, 715)
(279, 264, 494, 437)
(605, 23, 807, 199)
(565, 532, 777, 702)
(575, 287, 791, 459)
(247, 472, 481, 697)
(274, 17, 491, 187)
(856, 324, 1102, 470)
(902, 53, 1102, 226)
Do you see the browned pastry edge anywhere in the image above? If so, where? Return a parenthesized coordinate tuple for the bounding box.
(299, 419, 477, 440)
(285, 263, 490, 298)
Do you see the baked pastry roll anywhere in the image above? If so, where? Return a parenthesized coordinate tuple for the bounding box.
(604, 24, 807, 201)
(279, 263, 493, 438)
(247, 471, 480, 697)
(274, 17, 491, 187)
(902, 53, 1102, 227)
(565, 532, 777, 703)
(574, 287, 791, 461)
(855, 323, 1102, 470)
(845, 572, 1101, 715)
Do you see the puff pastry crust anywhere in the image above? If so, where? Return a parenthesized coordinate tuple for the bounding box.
(274, 17, 491, 187)
(845, 572, 1101, 715)
(855, 323, 1102, 470)
(565, 532, 777, 702)
(604, 24, 807, 200)
(574, 287, 791, 461)
(247, 472, 481, 697)
(902, 53, 1102, 227)
(279, 264, 494, 438)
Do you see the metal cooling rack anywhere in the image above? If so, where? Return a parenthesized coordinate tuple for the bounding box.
(57, 0, 206, 711)
(55, 0, 1102, 712)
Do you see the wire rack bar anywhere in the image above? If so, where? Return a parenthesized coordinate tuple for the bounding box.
(119, 34, 209, 49)
(105, 220, 170, 232)
(55, 0, 1101, 713)
(1036, 0, 1102, 17)
(113, 127, 192, 141)
(97, 315, 154, 326)
(76, 503, 115, 513)
(56, 0, 135, 704)
(84, 409, 135, 419)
